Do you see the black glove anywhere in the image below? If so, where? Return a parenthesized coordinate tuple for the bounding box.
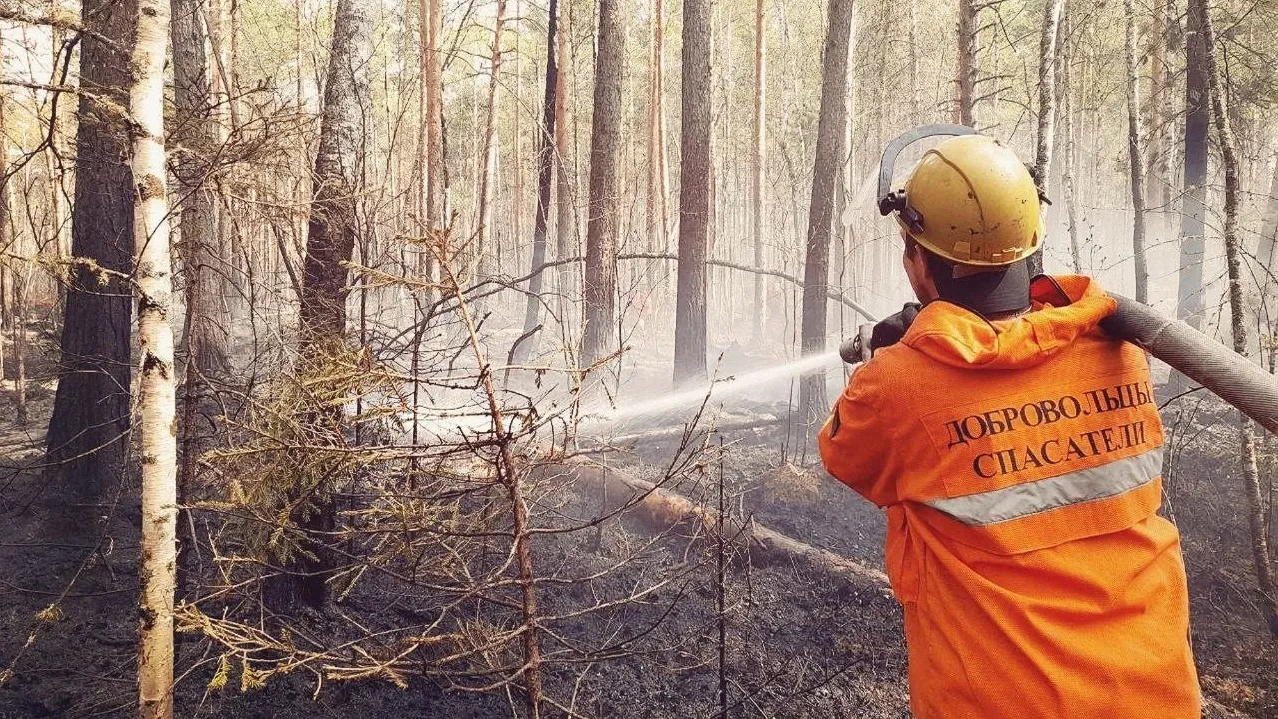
(870, 303, 922, 352)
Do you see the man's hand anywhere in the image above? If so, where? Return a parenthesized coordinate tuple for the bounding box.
(870, 302, 922, 352)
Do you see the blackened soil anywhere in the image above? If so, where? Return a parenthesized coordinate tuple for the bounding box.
(0, 387, 1272, 717)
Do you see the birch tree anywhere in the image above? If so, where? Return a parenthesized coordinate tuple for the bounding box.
(955, 0, 979, 127)
(131, 0, 178, 712)
(1024, 0, 1063, 277)
(1058, 3, 1084, 273)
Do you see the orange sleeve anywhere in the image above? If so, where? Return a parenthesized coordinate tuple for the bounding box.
(817, 362, 898, 507)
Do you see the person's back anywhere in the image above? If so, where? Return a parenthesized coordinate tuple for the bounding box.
(819, 130, 1200, 717)
(819, 275, 1200, 718)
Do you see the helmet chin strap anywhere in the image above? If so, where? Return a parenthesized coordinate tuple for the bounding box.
(876, 124, 978, 218)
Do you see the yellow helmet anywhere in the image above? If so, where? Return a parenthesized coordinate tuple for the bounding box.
(888, 134, 1044, 266)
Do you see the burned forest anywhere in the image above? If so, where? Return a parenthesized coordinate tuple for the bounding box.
(0, 0, 1277, 717)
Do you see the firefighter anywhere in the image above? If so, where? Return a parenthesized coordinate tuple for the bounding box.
(818, 133, 1201, 718)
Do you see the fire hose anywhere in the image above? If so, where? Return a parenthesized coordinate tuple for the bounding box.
(838, 295, 1278, 438)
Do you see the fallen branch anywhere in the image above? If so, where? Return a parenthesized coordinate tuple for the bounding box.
(587, 416, 784, 447)
(571, 461, 890, 591)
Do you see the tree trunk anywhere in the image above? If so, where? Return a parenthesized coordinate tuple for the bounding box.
(581, 0, 623, 366)
(12, 263, 26, 426)
(1258, 156, 1278, 307)
(513, 0, 559, 365)
(955, 0, 978, 127)
(1124, 0, 1148, 304)
(172, 0, 228, 372)
(554, 0, 575, 309)
(1177, 0, 1208, 331)
(907, 0, 919, 122)
(672, 0, 712, 387)
(1144, 0, 1170, 213)
(1025, 0, 1063, 277)
(1059, 3, 1083, 273)
(798, 0, 855, 425)
(0, 38, 11, 425)
(645, 0, 670, 254)
(46, 0, 136, 533)
(751, 0, 766, 342)
(1034, 0, 1062, 187)
(1199, 0, 1278, 638)
(131, 0, 178, 715)
(419, 0, 443, 289)
(474, 0, 506, 279)
(173, 0, 229, 494)
(287, 0, 373, 608)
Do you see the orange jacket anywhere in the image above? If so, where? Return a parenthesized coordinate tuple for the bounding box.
(818, 276, 1200, 719)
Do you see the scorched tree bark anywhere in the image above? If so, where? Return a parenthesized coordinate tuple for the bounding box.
(46, 0, 137, 533)
(672, 0, 711, 386)
(285, 0, 372, 609)
(513, 0, 559, 365)
(581, 0, 623, 366)
(798, 0, 855, 425)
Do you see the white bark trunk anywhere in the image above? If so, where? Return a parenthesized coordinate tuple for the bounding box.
(1034, 0, 1063, 183)
(131, 0, 178, 713)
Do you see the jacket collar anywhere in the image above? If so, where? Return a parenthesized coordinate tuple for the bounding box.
(898, 275, 1117, 370)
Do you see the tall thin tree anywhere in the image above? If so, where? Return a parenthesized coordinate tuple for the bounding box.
(955, 0, 979, 127)
(581, 0, 624, 365)
(1144, 0, 1171, 215)
(474, 0, 507, 277)
(1258, 157, 1278, 312)
(798, 0, 856, 425)
(1177, 0, 1208, 331)
(285, 0, 373, 608)
(1058, 2, 1084, 274)
(1027, 0, 1063, 277)
(173, 0, 229, 492)
(646, 0, 670, 252)
(1123, 0, 1148, 303)
(672, 0, 712, 386)
(132, 0, 178, 713)
(513, 0, 559, 365)
(419, 0, 443, 289)
(1198, 0, 1278, 638)
(751, 0, 766, 342)
(554, 0, 575, 301)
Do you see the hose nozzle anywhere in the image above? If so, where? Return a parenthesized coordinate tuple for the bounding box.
(839, 324, 875, 364)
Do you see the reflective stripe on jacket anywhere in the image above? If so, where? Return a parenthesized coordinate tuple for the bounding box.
(818, 275, 1200, 719)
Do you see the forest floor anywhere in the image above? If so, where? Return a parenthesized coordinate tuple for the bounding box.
(0, 344, 1273, 717)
